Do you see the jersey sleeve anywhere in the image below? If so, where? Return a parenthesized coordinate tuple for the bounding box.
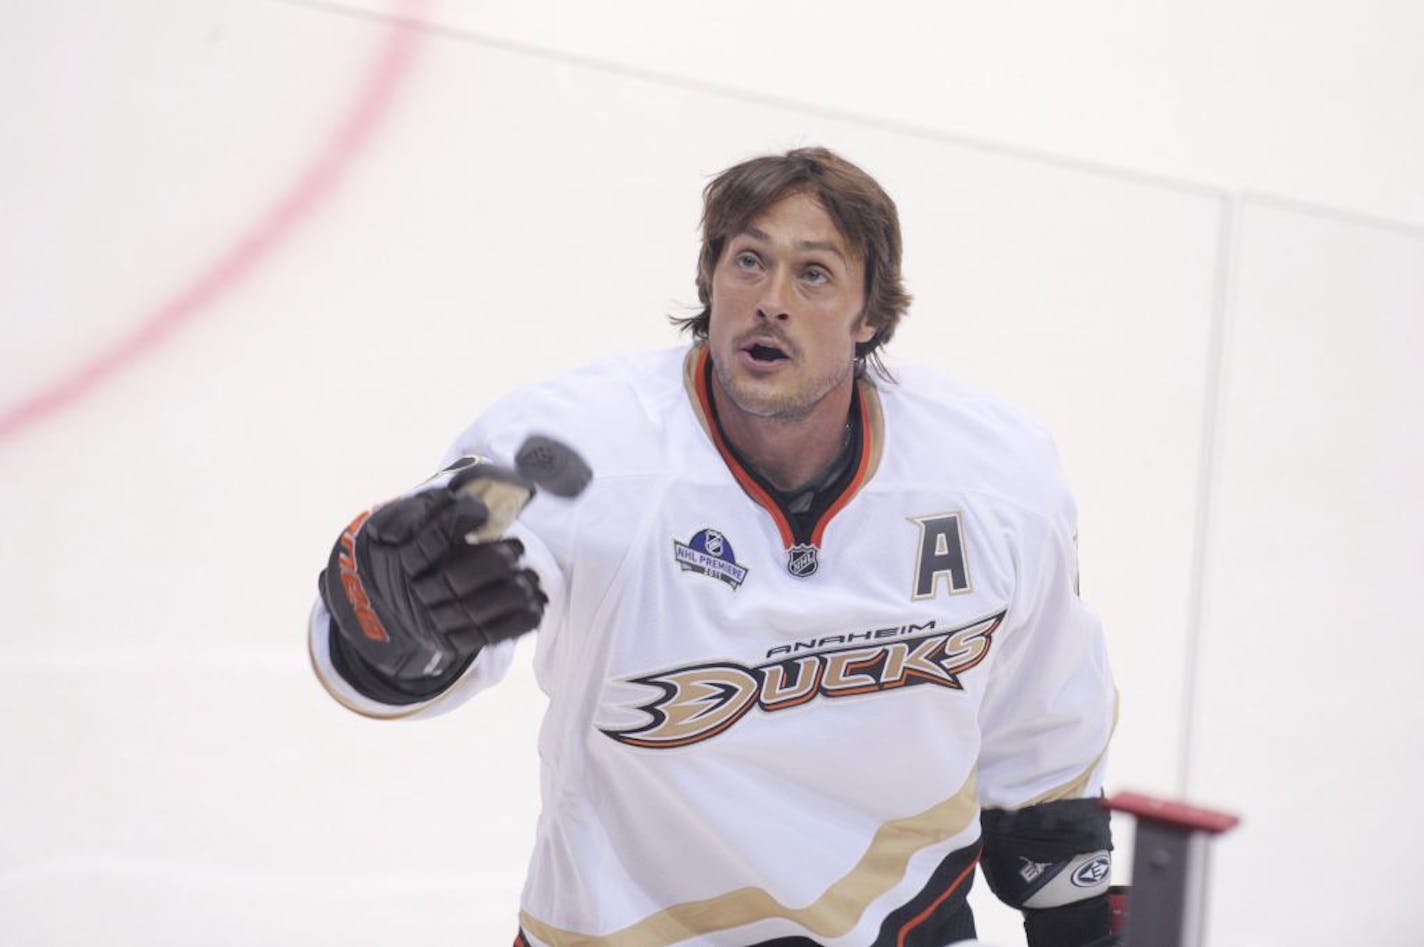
(973, 479, 1118, 941)
(306, 406, 574, 721)
(976, 491, 1116, 808)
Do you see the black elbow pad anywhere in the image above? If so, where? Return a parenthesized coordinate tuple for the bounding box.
(980, 797, 1113, 911)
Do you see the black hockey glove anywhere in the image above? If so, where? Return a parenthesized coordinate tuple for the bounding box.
(320, 462, 547, 691)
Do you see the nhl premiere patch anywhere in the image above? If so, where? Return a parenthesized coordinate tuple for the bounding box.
(674, 529, 748, 590)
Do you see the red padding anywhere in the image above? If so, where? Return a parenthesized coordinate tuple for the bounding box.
(1103, 790, 1240, 835)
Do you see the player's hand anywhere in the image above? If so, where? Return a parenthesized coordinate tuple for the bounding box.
(320, 464, 547, 684)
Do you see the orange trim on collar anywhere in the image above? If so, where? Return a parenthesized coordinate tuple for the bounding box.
(689, 346, 880, 554)
(692, 348, 796, 547)
(810, 388, 874, 547)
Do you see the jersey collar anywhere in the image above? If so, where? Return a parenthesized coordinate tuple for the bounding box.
(683, 345, 884, 573)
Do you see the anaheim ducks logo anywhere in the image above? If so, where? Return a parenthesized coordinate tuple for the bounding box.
(600, 610, 1004, 749)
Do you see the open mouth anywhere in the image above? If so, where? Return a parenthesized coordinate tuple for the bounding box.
(744, 342, 790, 363)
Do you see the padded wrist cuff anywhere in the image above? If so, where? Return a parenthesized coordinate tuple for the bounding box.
(327, 618, 476, 705)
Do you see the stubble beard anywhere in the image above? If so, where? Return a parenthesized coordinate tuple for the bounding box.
(714, 355, 855, 424)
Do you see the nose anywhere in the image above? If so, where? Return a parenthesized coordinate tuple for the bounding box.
(756, 268, 791, 322)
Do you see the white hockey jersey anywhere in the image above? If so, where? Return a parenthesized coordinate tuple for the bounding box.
(309, 346, 1116, 946)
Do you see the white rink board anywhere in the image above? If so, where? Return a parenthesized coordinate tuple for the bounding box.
(1189, 202, 1424, 946)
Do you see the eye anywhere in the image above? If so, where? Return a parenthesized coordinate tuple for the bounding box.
(802, 265, 830, 285)
(734, 251, 762, 271)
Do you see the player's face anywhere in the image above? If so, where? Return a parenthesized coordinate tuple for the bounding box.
(708, 192, 874, 422)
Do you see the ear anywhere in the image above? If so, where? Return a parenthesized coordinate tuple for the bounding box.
(853, 315, 876, 345)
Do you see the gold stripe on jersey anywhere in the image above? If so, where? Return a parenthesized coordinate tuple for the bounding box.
(518, 769, 979, 947)
(1020, 690, 1120, 808)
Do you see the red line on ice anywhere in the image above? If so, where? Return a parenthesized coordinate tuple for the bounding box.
(0, 1, 426, 443)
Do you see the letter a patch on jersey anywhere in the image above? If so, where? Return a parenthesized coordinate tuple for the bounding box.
(908, 512, 972, 599)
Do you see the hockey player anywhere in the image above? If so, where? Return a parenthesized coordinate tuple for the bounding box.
(310, 148, 1119, 947)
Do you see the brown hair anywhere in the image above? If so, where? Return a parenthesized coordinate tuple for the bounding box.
(672, 147, 911, 378)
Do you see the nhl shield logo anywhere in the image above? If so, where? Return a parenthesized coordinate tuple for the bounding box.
(786, 543, 819, 578)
